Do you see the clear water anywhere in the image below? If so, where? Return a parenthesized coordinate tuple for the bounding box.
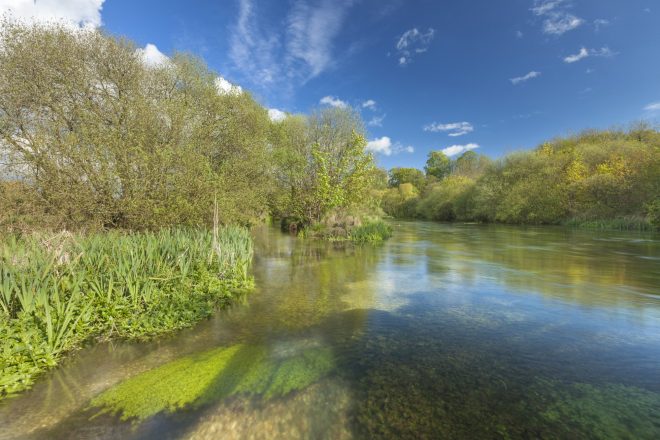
(1, 222, 660, 439)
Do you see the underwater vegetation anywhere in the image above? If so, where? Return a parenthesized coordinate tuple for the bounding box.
(0, 227, 254, 400)
(90, 343, 335, 421)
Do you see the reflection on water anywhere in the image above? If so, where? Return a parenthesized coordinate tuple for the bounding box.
(1, 222, 659, 439)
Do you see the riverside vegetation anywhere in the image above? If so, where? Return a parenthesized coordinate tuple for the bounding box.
(0, 226, 254, 398)
(0, 18, 657, 408)
(382, 127, 660, 230)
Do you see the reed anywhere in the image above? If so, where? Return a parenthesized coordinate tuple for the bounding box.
(0, 227, 254, 399)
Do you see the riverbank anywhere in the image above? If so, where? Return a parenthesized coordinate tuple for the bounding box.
(0, 227, 254, 400)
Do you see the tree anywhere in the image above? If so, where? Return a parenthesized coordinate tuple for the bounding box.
(0, 20, 272, 229)
(270, 107, 376, 225)
(453, 151, 492, 178)
(388, 167, 426, 190)
(425, 151, 451, 180)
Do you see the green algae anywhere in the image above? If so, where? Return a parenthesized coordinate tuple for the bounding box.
(89, 343, 335, 422)
(541, 382, 660, 439)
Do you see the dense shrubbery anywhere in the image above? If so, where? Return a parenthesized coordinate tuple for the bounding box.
(0, 20, 271, 231)
(0, 227, 253, 398)
(383, 127, 660, 230)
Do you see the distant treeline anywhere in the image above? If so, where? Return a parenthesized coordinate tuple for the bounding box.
(381, 128, 660, 230)
(0, 20, 381, 234)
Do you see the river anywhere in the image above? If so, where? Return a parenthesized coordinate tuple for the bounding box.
(1, 222, 659, 439)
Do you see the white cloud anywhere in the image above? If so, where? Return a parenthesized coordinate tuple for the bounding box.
(319, 95, 347, 108)
(531, 0, 565, 16)
(510, 71, 541, 85)
(423, 121, 474, 137)
(543, 14, 583, 35)
(366, 136, 393, 155)
(564, 46, 616, 63)
(365, 137, 414, 156)
(594, 18, 609, 31)
(0, 0, 105, 28)
(516, 30, 524, 38)
(530, 0, 583, 36)
(362, 99, 377, 110)
(442, 143, 479, 157)
(137, 43, 169, 67)
(215, 76, 243, 95)
(268, 108, 287, 122)
(644, 102, 660, 112)
(564, 47, 589, 63)
(229, 0, 353, 91)
(367, 114, 386, 127)
(591, 46, 616, 57)
(396, 27, 434, 66)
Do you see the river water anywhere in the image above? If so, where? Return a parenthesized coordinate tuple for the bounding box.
(1, 222, 659, 439)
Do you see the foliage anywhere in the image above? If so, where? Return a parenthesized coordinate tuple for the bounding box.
(388, 167, 426, 190)
(0, 20, 271, 230)
(424, 151, 452, 180)
(90, 343, 334, 422)
(384, 127, 660, 229)
(0, 227, 254, 399)
(270, 107, 379, 229)
(349, 220, 393, 244)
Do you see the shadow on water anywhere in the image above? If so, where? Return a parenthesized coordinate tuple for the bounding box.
(2, 222, 660, 439)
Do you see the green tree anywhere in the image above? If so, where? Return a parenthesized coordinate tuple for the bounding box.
(425, 151, 452, 180)
(270, 107, 376, 225)
(388, 167, 426, 190)
(0, 20, 271, 230)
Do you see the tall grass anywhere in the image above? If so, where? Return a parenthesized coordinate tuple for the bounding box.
(349, 220, 393, 244)
(0, 227, 254, 399)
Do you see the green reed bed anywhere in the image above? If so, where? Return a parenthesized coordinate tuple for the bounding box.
(0, 227, 254, 399)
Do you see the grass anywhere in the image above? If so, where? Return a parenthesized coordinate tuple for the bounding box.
(348, 220, 393, 244)
(0, 227, 254, 400)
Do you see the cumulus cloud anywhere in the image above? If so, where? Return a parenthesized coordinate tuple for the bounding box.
(229, 0, 353, 91)
(530, 0, 583, 36)
(510, 71, 541, 85)
(423, 121, 474, 137)
(644, 102, 660, 112)
(366, 136, 392, 155)
(367, 114, 386, 127)
(215, 76, 243, 95)
(137, 44, 169, 67)
(365, 137, 414, 156)
(268, 108, 287, 122)
(362, 99, 377, 110)
(396, 27, 435, 66)
(442, 143, 479, 157)
(0, 0, 105, 28)
(319, 95, 347, 108)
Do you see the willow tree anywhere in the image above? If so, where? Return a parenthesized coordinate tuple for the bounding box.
(0, 19, 271, 230)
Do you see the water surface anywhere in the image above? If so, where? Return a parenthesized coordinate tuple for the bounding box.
(1, 222, 660, 439)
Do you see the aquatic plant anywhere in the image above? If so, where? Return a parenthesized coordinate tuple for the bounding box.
(89, 344, 335, 421)
(349, 220, 393, 244)
(0, 228, 254, 399)
(540, 382, 660, 439)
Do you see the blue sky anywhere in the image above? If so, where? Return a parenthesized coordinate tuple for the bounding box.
(3, 0, 660, 169)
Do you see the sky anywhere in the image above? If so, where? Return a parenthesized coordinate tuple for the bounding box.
(1, 0, 659, 170)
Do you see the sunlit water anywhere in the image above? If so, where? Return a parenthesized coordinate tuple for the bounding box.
(1, 222, 660, 439)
